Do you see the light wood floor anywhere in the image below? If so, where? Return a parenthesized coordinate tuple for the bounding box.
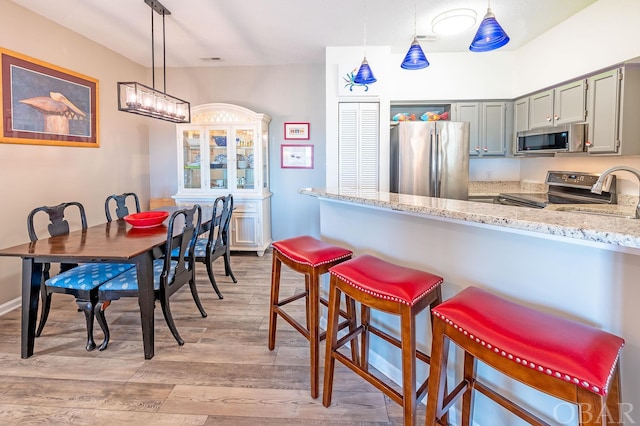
(0, 250, 423, 425)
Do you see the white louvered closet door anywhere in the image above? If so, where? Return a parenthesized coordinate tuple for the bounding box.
(338, 102, 380, 192)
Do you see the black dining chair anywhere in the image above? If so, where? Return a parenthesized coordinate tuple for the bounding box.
(94, 204, 207, 350)
(188, 194, 237, 299)
(105, 192, 141, 222)
(27, 201, 134, 350)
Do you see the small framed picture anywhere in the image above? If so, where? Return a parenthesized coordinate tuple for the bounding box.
(284, 122, 310, 140)
(281, 144, 313, 169)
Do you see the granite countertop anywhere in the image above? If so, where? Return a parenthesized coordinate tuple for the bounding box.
(299, 187, 640, 251)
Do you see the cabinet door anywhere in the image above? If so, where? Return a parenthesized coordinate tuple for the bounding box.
(514, 97, 529, 133)
(338, 102, 379, 191)
(482, 102, 507, 155)
(554, 79, 586, 125)
(455, 103, 481, 156)
(529, 90, 554, 129)
(230, 201, 259, 248)
(180, 128, 204, 190)
(234, 127, 257, 190)
(208, 128, 230, 190)
(587, 68, 621, 154)
(231, 214, 258, 247)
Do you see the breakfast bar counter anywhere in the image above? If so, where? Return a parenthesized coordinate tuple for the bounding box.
(301, 187, 640, 424)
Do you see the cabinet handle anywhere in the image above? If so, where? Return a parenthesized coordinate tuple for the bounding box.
(546, 116, 552, 121)
(554, 115, 559, 120)
(483, 146, 488, 152)
(475, 146, 480, 152)
(585, 140, 592, 147)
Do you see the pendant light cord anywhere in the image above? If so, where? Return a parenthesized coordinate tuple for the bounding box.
(413, 0, 417, 37)
(363, 0, 368, 57)
(151, 4, 155, 91)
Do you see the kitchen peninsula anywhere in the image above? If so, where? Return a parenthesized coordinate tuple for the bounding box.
(301, 187, 640, 424)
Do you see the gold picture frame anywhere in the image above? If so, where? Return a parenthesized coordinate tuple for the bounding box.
(0, 48, 99, 147)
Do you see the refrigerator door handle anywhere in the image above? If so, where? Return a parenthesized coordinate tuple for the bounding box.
(433, 129, 440, 197)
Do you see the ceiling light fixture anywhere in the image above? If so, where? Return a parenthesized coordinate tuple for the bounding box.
(353, 0, 377, 85)
(117, 0, 190, 123)
(401, 0, 429, 70)
(469, 0, 510, 52)
(432, 8, 477, 35)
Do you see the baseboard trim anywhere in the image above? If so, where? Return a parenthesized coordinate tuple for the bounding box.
(0, 297, 21, 316)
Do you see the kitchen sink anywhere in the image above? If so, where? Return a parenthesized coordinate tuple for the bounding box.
(549, 205, 636, 219)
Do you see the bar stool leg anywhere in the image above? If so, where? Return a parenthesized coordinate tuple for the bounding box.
(308, 268, 320, 399)
(360, 304, 370, 372)
(400, 305, 417, 426)
(425, 317, 451, 425)
(461, 352, 475, 426)
(304, 274, 311, 330)
(322, 277, 341, 408)
(268, 254, 281, 351)
(605, 365, 622, 423)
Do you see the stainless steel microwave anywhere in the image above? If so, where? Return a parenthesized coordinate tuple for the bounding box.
(515, 123, 587, 155)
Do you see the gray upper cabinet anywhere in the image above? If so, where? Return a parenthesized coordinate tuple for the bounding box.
(514, 97, 529, 133)
(454, 103, 480, 156)
(529, 90, 554, 128)
(454, 101, 510, 157)
(554, 79, 587, 125)
(529, 80, 586, 129)
(586, 65, 640, 155)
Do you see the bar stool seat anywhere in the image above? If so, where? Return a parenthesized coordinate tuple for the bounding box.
(268, 235, 353, 399)
(323, 254, 444, 426)
(426, 286, 625, 425)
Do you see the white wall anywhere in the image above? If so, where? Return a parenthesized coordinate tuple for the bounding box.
(514, 0, 640, 95)
(0, 0, 151, 306)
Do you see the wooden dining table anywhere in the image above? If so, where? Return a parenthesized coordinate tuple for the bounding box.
(0, 205, 214, 359)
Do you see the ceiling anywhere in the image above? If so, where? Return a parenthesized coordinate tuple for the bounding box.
(11, 0, 598, 68)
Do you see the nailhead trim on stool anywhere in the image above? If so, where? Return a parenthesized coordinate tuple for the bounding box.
(329, 255, 444, 305)
(323, 254, 444, 426)
(268, 235, 354, 400)
(425, 286, 625, 425)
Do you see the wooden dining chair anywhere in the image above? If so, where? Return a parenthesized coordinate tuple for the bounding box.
(27, 201, 87, 337)
(193, 195, 237, 299)
(94, 204, 207, 350)
(105, 192, 141, 222)
(27, 201, 134, 350)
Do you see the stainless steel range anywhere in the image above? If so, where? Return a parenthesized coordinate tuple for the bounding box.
(496, 171, 617, 208)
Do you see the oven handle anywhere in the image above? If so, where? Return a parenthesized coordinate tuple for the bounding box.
(495, 196, 545, 208)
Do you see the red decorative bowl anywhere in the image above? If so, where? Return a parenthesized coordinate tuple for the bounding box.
(124, 211, 169, 228)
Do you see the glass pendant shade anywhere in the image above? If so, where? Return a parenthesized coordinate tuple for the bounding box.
(354, 58, 377, 84)
(469, 8, 510, 52)
(401, 38, 429, 70)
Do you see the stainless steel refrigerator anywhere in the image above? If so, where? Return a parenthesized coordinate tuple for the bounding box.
(390, 121, 470, 200)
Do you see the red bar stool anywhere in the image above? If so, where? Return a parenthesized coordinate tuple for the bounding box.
(268, 235, 354, 399)
(323, 254, 444, 426)
(425, 286, 625, 426)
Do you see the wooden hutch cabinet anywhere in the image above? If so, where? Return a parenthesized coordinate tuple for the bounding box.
(173, 103, 272, 256)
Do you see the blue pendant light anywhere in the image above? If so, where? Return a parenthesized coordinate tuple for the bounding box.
(469, 1, 510, 52)
(354, 57, 377, 84)
(401, 38, 429, 70)
(401, 0, 429, 70)
(354, 0, 377, 85)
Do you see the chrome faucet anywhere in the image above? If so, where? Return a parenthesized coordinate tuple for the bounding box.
(591, 166, 640, 219)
